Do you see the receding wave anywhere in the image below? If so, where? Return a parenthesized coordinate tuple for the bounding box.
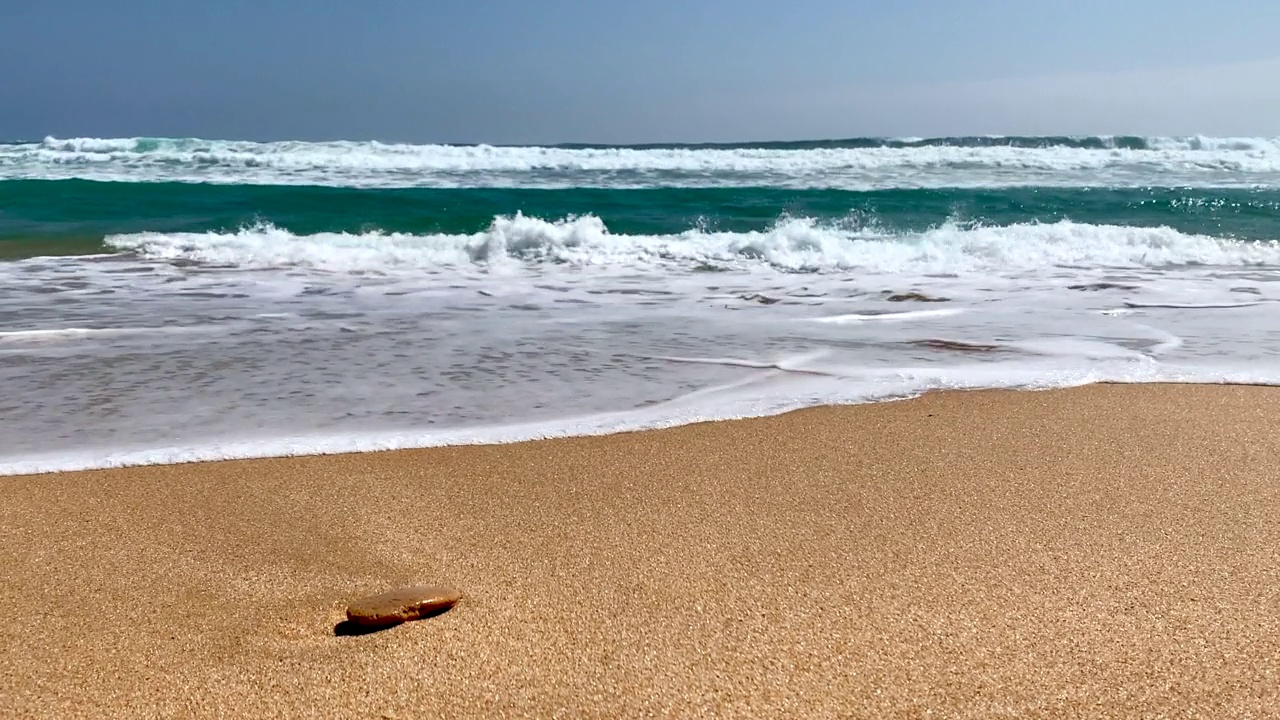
(103, 216, 1280, 275)
(3, 135, 1279, 189)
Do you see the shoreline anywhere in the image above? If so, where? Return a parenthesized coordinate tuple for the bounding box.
(4, 379, 1276, 477)
(3, 383, 1280, 717)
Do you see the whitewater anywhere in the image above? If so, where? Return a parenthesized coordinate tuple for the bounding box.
(1, 135, 1279, 474)
(5, 134, 1280, 188)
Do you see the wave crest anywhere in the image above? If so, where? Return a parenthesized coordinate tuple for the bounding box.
(104, 216, 1280, 275)
(2, 135, 1278, 189)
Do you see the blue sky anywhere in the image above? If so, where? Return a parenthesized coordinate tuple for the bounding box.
(3, 0, 1278, 143)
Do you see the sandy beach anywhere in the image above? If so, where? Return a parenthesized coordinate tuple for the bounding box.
(3, 383, 1279, 718)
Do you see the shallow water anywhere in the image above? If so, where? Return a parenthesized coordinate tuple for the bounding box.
(2, 135, 1279, 473)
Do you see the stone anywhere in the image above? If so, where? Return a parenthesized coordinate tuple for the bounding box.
(345, 585, 462, 628)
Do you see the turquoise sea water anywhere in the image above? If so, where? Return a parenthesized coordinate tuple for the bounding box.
(5, 182, 1280, 254)
(2, 135, 1279, 473)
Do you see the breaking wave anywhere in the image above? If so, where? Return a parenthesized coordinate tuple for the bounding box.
(3, 135, 1279, 189)
(105, 215, 1280, 274)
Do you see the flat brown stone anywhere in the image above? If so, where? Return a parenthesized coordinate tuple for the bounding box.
(345, 585, 462, 628)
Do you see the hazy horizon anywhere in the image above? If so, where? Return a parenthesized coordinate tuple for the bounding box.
(11, 120, 1280, 148)
(3, 0, 1279, 144)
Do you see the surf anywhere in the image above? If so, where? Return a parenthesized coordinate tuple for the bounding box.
(4, 135, 1280, 189)
(99, 217, 1280, 274)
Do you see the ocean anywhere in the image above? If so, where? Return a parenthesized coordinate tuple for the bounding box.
(2, 134, 1279, 474)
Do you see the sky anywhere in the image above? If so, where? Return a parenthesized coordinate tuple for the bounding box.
(2, 0, 1279, 143)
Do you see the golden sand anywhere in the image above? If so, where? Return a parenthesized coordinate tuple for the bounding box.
(2, 384, 1279, 718)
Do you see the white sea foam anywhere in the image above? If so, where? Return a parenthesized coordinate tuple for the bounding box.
(3, 135, 1280, 188)
(811, 309, 966, 324)
(0, 327, 107, 342)
(1121, 300, 1272, 309)
(0, 326, 194, 343)
(102, 217, 1280, 275)
(6, 206, 1280, 475)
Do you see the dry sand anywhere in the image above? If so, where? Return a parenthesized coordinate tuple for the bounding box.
(2, 384, 1280, 718)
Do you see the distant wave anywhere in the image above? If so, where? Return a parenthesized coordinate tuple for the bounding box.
(104, 216, 1280, 275)
(554, 134, 1280, 152)
(13, 134, 1278, 152)
(2, 135, 1279, 189)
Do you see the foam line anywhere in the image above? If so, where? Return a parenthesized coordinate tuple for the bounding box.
(811, 309, 966, 324)
(5, 135, 1280, 189)
(1122, 300, 1272, 309)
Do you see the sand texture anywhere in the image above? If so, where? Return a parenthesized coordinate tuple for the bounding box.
(2, 384, 1279, 718)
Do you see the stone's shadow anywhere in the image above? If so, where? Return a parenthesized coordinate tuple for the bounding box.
(333, 606, 455, 637)
(333, 619, 398, 636)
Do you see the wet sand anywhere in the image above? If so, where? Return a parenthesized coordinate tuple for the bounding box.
(2, 384, 1279, 718)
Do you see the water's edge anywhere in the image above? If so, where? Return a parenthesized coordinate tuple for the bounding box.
(4, 379, 1274, 477)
